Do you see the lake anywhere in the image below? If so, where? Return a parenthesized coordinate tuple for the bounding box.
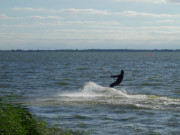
(0, 51, 179, 134)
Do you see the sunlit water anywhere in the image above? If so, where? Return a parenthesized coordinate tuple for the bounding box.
(0, 51, 180, 134)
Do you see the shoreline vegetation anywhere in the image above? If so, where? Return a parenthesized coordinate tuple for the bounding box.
(0, 95, 86, 135)
(0, 49, 179, 52)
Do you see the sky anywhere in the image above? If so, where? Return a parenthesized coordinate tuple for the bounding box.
(0, 0, 180, 50)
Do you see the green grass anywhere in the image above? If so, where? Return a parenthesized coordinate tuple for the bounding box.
(0, 96, 86, 135)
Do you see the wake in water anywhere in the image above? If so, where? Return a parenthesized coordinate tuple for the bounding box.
(60, 82, 128, 98)
(29, 82, 180, 110)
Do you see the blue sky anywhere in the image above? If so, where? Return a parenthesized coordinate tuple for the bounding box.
(0, 0, 180, 50)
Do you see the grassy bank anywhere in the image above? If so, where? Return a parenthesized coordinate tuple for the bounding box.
(0, 96, 86, 135)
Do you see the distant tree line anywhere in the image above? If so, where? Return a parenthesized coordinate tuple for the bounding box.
(0, 49, 179, 52)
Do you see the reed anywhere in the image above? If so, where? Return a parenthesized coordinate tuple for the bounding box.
(0, 96, 86, 135)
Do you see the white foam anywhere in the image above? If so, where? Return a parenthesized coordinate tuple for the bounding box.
(82, 82, 128, 97)
(35, 82, 180, 110)
(58, 82, 150, 103)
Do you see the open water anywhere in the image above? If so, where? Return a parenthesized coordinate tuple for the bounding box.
(0, 51, 180, 134)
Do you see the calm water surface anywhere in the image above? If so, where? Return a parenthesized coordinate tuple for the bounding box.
(0, 52, 180, 134)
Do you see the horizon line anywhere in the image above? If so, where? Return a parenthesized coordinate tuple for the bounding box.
(0, 49, 180, 52)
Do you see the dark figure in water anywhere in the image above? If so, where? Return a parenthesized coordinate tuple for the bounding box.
(109, 70, 124, 88)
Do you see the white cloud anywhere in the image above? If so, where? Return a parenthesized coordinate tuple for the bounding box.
(13, 7, 47, 12)
(57, 9, 180, 18)
(1, 28, 180, 48)
(0, 14, 13, 20)
(13, 7, 110, 15)
(156, 19, 175, 23)
(120, 10, 180, 18)
(12, 7, 180, 18)
(167, 0, 180, 3)
(115, 0, 166, 3)
(0, 14, 62, 21)
(115, 0, 180, 4)
(1, 25, 180, 49)
(56, 8, 110, 15)
(29, 16, 62, 20)
(1, 21, 120, 29)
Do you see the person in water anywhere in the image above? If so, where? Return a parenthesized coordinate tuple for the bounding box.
(109, 70, 124, 88)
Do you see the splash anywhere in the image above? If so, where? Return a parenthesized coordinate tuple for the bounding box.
(29, 82, 180, 110)
(58, 82, 150, 101)
(82, 82, 128, 97)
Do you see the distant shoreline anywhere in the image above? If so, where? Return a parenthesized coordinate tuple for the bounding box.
(0, 49, 180, 52)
